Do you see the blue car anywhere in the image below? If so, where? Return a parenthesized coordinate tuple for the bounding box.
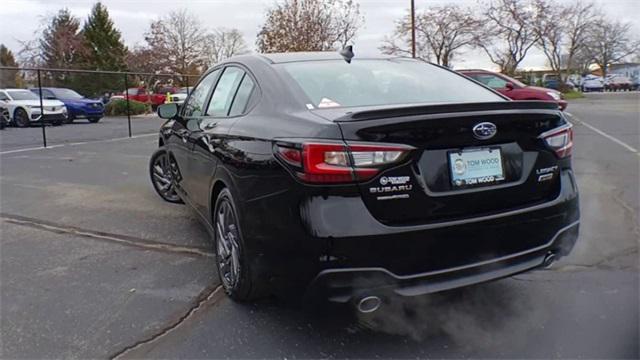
(29, 88, 104, 124)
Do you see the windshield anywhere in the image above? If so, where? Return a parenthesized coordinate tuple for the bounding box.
(7, 90, 40, 101)
(51, 88, 84, 99)
(279, 59, 504, 109)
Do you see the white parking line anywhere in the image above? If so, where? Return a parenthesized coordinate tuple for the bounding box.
(0, 133, 157, 155)
(567, 113, 639, 155)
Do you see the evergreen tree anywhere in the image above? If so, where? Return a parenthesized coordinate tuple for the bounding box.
(0, 44, 20, 87)
(81, 2, 128, 95)
(82, 2, 127, 71)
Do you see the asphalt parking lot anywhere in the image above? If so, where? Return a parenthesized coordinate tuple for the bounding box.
(1, 93, 638, 358)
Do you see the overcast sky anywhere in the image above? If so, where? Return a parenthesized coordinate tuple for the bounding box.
(1, 0, 638, 70)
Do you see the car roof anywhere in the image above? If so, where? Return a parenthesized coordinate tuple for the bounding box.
(255, 51, 399, 64)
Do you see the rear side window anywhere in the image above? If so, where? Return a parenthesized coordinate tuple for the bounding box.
(228, 75, 255, 116)
(279, 59, 503, 109)
(207, 67, 244, 117)
(468, 74, 508, 89)
(0, 92, 9, 101)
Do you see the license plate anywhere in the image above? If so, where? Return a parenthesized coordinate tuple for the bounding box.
(449, 148, 505, 187)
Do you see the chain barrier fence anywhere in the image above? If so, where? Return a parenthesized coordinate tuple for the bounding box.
(0, 66, 199, 152)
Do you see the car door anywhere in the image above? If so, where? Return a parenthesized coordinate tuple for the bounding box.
(166, 69, 220, 201)
(187, 66, 255, 215)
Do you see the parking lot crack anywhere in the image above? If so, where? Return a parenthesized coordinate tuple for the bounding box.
(0, 212, 214, 258)
(109, 285, 224, 359)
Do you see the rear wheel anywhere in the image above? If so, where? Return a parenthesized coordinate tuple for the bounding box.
(149, 148, 183, 203)
(63, 114, 74, 124)
(214, 188, 268, 301)
(88, 117, 101, 123)
(14, 108, 30, 128)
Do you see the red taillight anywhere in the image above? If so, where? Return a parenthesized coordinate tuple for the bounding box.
(275, 142, 412, 184)
(542, 125, 573, 158)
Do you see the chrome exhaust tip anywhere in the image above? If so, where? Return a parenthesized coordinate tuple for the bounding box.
(357, 296, 381, 313)
(543, 252, 556, 268)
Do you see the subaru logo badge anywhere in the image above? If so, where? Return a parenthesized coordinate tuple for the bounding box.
(472, 122, 497, 140)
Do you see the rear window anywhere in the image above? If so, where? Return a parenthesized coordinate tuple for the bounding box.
(279, 59, 503, 109)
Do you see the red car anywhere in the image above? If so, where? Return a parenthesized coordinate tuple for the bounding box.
(459, 70, 567, 110)
(119, 86, 176, 108)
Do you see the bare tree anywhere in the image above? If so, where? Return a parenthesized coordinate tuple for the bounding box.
(479, 0, 542, 74)
(584, 17, 640, 78)
(203, 29, 249, 67)
(380, 5, 482, 67)
(144, 9, 207, 74)
(534, 0, 596, 86)
(256, 0, 364, 53)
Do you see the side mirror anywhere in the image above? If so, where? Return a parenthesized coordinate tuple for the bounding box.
(157, 103, 178, 119)
(505, 82, 515, 91)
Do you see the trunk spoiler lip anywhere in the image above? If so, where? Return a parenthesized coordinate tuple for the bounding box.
(322, 101, 562, 122)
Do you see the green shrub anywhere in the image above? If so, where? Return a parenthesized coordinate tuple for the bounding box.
(562, 91, 584, 100)
(104, 99, 150, 116)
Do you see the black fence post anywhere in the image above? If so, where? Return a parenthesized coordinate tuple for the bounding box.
(124, 73, 131, 137)
(37, 69, 47, 148)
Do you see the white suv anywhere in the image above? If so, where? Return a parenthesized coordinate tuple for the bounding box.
(0, 89, 68, 127)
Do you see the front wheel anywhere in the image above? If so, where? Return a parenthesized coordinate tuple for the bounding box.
(214, 188, 268, 301)
(88, 117, 101, 123)
(13, 108, 30, 127)
(149, 148, 183, 203)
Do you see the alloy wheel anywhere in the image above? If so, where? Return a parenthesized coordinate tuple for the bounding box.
(215, 199, 241, 290)
(151, 151, 181, 202)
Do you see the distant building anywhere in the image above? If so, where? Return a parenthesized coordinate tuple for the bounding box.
(608, 63, 640, 78)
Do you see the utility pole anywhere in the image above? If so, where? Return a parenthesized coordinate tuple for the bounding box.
(411, 0, 416, 58)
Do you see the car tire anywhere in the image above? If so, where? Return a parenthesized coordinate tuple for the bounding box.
(149, 148, 183, 204)
(88, 117, 101, 123)
(13, 108, 30, 128)
(213, 188, 269, 302)
(63, 114, 74, 124)
(52, 119, 62, 126)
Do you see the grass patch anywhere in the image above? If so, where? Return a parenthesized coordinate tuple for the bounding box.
(563, 91, 585, 100)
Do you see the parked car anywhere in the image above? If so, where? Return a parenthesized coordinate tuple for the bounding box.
(117, 87, 171, 108)
(605, 75, 633, 91)
(0, 96, 9, 129)
(459, 69, 568, 110)
(29, 87, 104, 124)
(0, 106, 7, 129)
(542, 73, 560, 90)
(149, 53, 579, 306)
(167, 87, 192, 104)
(631, 76, 640, 91)
(0, 89, 67, 127)
(581, 75, 604, 92)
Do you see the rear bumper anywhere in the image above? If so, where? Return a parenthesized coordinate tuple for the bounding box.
(295, 169, 579, 300)
(308, 221, 579, 302)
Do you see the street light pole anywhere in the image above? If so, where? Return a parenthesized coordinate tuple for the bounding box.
(411, 0, 416, 58)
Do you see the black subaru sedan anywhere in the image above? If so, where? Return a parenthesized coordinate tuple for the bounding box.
(150, 52, 579, 308)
